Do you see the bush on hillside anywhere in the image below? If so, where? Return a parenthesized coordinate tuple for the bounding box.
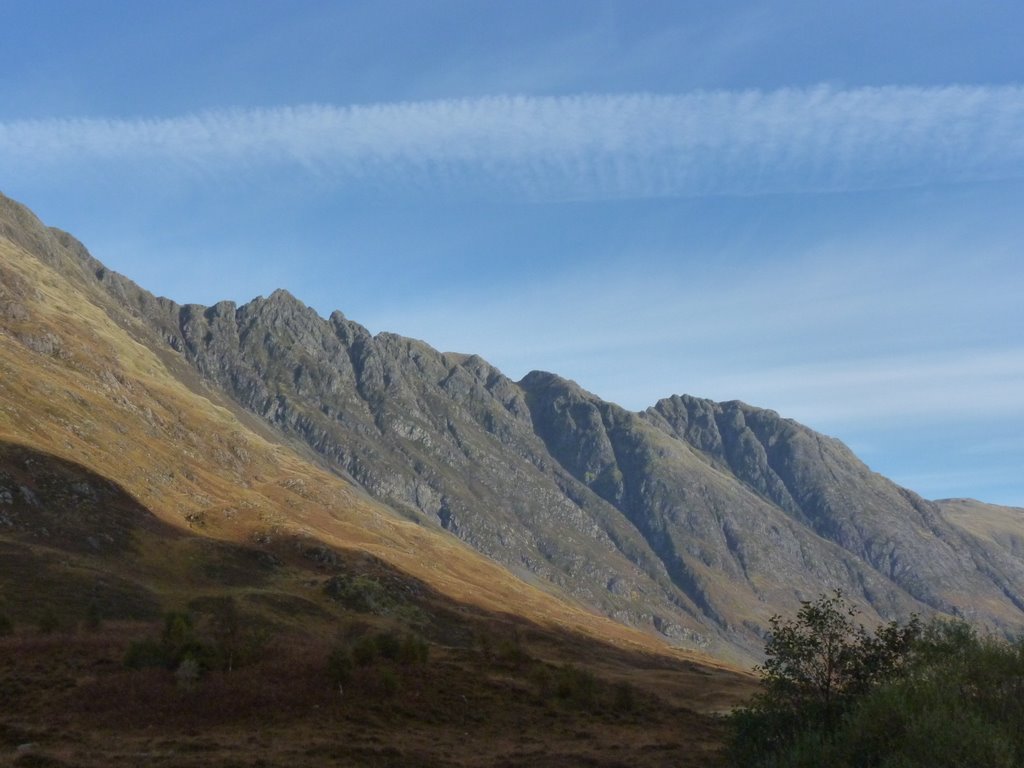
(37, 607, 62, 634)
(84, 600, 103, 631)
(124, 603, 267, 674)
(727, 592, 1024, 767)
(323, 574, 392, 614)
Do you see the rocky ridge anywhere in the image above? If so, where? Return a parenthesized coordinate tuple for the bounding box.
(3, 190, 1023, 660)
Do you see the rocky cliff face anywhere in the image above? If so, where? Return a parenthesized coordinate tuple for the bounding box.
(3, 190, 1023, 660)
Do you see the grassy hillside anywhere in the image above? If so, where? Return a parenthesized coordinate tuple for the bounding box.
(0, 201, 754, 765)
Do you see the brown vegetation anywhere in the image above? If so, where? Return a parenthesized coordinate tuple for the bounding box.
(0, 613, 752, 767)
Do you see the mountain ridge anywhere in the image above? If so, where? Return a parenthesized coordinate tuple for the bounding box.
(3, 189, 1023, 661)
(2, 190, 721, 661)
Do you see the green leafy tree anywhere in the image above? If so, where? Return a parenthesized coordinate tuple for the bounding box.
(729, 591, 921, 764)
(758, 591, 861, 725)
(759, 591, 920, 720)
(726, 593, 1024, 767)
(767, 622, 1024, 768)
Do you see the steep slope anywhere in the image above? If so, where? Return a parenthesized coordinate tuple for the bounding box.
(522, 376, 1024, 638)
(0, 191, 733, 662)
(124, 288, 1024, 656)
(154, 300, 724, 646)
(3, 190, 1023, 661)
(642, 396, 1024, 623)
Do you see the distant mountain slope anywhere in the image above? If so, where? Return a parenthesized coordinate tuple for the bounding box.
(937, 498, 1024, 562)
(3, 190, 1022, 660)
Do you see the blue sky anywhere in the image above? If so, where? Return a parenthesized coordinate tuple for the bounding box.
(1, 1, 1022, 506)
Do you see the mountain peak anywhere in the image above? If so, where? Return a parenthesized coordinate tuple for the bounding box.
(518, 369, 592, 397)
(266, 287, 301, 305)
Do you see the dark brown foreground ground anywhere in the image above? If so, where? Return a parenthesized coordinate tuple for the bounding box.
(0, 619, 751, 768)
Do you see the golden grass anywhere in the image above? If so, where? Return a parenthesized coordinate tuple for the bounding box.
(938, 498, 1024, 544)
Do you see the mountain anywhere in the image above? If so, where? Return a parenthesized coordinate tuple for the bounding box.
(1, 191, 764, 767)
(3, 190, 1023, 666)
(0, 189, 700, 651)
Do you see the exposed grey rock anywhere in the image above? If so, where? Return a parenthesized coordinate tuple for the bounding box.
(4, 189, 1024, 660)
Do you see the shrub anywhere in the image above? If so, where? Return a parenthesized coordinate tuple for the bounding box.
(160, 611, 207, 668)
(175, 658, 201, 691)
(529, 664, 555, 700)
(555, 664, 598, 709)
(124, 610, 205, 671)
(348, 630, 411, 666)
(352, 635, 379, 667)
(84, 601, 102, 631)
(162, 611, 195, 649)
(727, 593, 1024, 767)
(832, 672, 1018, 768)
(198, 597, 268, 672)
(377, 667, 400, 697)
(495, 629, 529, 666)
(0, 613, 13, 636)
(37, 608, 61, 634)
(207, 597, 240, 670)
(124, 637, 167, 669)
(324, 575, 392, 614)
(398, 633, 429, 666)
(476, 630, 493, 660)
(327, 645, 354, 688)
(612, 681, 636, 714)
(373, 631, 401, 661)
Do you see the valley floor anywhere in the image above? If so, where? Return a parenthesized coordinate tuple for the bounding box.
(0, 623, 747, 768)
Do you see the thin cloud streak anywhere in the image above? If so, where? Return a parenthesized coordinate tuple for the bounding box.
(3, 86, 1024, 199)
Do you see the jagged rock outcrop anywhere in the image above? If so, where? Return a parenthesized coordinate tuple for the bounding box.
(3, 189, 1023, 660)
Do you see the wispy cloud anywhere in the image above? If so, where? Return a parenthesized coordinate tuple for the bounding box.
(3, 85, 1024, 199)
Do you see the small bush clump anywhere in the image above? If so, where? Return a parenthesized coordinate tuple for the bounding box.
(612, 681, 637, 714)
(123, 601, 266, 676)
(327, 645, 354, 688)
(398, 633, 429, 665)
(326, 629, 429, 698)
(529, 662, 608, 712)
(124, 637, 167, 669)
(323, 575, 393, 614)
(555, 664, 598, 709)
(37, 608, 61, 634)
(348, 630, 428, 668)
(376, 667, 400, 697)
(84, 601, 103, 631)
(494, 628, 529, 667)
